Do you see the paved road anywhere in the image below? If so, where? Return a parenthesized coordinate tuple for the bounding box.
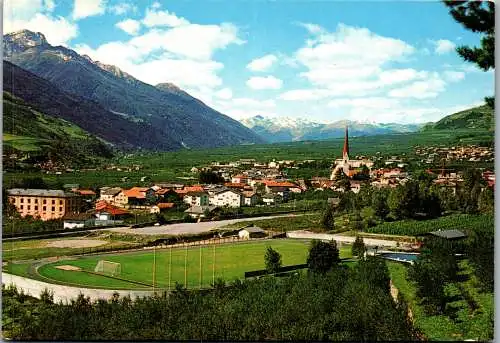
(107, 214, 309, 236)
(287, 231, 401, 248)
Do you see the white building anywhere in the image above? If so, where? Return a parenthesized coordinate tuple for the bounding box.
(238, 227, 266, 239)
(209, 189, 243, 207)
(242, 191, 260, 206)
(183, 192, 210, 207)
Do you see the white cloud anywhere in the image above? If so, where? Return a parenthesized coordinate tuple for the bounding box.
(246, 76, 283, 90)
(296, 22, 325, 34)
(290, 23, 417, 100)
(73, 0, 106, 20)
(44, 0, 55, 11)
(116, 19, 141, 35)
(109, 3, 137, 15)
(433, 39, 456, 55)
(328, 97, 400, 109)
(4, 0, 77, 46)
(152, 2, 162, 9)
(378, 69, 428, 84)
(443, 70, 465, 82)
(4, 0, 44, 21)
(279, 89, 331, 101)
(215, 88, 233, 100)
(232, 98, 276, 108)
(5, 13, 78, 46)
(142, 7, 189, 27)
(388, 74, 446, 99)
(126, 24, 244, 61)
(75, 9, 245, 97)
(213, 97, 277, 120)
(247, 54, 277, 72)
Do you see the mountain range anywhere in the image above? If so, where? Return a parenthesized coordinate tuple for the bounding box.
(240, 115, 424, 143)
(3, 30, 264, 151)
(3, 29, 493, 154)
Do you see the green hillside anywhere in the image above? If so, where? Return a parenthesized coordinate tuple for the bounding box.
(3, 91, 113, 167)
(424, 104, 494, 131)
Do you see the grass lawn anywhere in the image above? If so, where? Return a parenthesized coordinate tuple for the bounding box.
(2, 238, 135, 262)
(387, 261, 493, 341)
(33, 240, 351, 290)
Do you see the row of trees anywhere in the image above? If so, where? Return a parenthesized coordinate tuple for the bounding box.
(2, 255, 417, 341)
(321, 168, 493, 232)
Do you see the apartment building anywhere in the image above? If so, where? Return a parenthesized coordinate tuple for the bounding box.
(8, 188, 82, 221)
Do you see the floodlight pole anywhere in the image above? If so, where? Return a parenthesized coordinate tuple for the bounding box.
(153, 246, 156, 292)
(168, 246, 172, 292)
(199, 244, 202, 289)
(184, 244, 188, 287)
(212, 241, 216, 286)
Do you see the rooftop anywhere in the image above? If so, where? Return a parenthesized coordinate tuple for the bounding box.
(7, 189, 78, 197)
(428, 229, 467, 240)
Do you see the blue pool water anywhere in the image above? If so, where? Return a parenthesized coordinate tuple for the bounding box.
(380, 252, 419, 263)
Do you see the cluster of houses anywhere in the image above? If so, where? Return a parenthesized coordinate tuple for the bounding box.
(415, 145, 494, 164)
(97, 178, 306, 219)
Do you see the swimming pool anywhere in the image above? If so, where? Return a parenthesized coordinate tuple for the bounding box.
(379, 252, 420, 263)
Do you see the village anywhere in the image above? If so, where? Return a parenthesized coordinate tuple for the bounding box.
(6, 128, 495, 231)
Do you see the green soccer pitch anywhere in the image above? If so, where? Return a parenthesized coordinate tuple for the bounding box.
(36, 240, 352, 290)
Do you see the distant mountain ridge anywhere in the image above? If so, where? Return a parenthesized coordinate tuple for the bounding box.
(4, 29, 264, 150)
(240, 116, 424, 143)
(422, 104, 494, 131)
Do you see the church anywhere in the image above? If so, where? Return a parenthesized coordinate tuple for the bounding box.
(330, 126, 374, 180)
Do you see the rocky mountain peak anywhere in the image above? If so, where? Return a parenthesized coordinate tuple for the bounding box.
(4, 30, 48, 54)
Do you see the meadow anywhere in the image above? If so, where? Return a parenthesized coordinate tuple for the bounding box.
(32, 239, 353, 290)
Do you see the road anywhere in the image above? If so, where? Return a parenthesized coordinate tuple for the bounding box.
(287, 231, 401, 248)
(107, 214, 308, 236)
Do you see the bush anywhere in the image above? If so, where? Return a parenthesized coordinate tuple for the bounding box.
(307, 239, 340, 274)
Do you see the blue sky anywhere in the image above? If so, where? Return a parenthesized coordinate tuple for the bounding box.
(5, 0, 494, 124)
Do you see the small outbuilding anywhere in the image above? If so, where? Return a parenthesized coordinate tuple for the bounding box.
(238, 226, 266, 240)
(428, 229, 467, 240)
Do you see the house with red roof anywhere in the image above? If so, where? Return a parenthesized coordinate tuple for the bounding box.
(117, 187, 156, 207)
(95, 200, 130, 220)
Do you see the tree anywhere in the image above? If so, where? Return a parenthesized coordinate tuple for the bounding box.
(264, 247, 282, 274)
(360, 206, 377, 228)
(307, 239, 340, 274)
(478, 186, 494, 213)
(335, 171, 351, 192)
(199, 171, 224, 184)
(444, 1, 494, 107)
(321, 205, 335, 230)
(371, 189, 389, 219)
(387, 181, 420, 219)
(351, 236, 366, 258)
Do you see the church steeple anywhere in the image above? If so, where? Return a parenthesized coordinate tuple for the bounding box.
(342, 125, 349, 161)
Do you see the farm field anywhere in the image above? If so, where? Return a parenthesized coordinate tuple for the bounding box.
(387, 261, 493, 341)
(31, 240, 353, 290)
(4, 128, 493, 189)
(366, 214, 493, 236)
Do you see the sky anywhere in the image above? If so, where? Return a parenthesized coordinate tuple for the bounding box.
(4, 0, 495, 124)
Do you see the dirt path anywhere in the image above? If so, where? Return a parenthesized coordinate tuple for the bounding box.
(44, 239, 108, 249)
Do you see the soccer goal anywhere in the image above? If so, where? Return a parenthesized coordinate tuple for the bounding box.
(94, 260, 121, 276)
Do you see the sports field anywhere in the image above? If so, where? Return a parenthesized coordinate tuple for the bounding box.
(36, 240, 352, 290)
